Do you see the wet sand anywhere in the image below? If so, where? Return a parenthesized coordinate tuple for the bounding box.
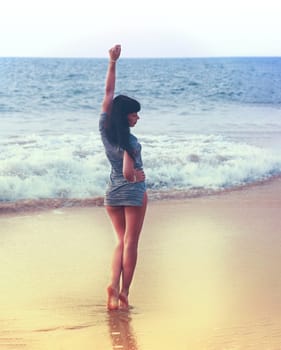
(1, 178, 281, 349)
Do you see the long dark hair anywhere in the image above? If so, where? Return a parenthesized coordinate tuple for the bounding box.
(105, 95, 141, 157)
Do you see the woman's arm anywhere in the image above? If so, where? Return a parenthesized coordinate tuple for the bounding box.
(101, 45, 121, 114)
(123, 151, 145, 183)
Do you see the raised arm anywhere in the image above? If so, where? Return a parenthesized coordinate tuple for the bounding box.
(101, 44, 121, 114)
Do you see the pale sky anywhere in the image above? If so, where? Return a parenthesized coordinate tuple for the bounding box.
(0, 0, 280, 57)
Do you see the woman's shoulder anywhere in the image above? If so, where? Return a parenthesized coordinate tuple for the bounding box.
(129, 133, 138, 143)
(129, 133, 141, 152)
(99, 112, 109, 132)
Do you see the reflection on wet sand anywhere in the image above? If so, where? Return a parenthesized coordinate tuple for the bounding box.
(107, 310, 138, 350)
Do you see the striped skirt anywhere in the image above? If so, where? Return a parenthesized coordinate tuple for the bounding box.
(104, 179, 146, 207)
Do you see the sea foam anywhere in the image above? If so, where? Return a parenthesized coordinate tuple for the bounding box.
(1, 133, 280, 202)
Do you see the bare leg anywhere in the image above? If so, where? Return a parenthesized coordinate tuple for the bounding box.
(120, 193, 147, 307)
(106, 206, 126, 309)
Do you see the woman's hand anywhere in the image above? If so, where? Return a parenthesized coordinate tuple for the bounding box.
(135, 169, 145, 182)
(102, 44, 121, 114)
(109, 45, 121, 62)
(123, 151, 145, 183)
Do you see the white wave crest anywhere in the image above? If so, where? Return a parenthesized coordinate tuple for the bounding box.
(0, 133, 280, 202)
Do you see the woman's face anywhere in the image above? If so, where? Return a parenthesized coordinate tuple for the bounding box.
(127, 112, 140, 127)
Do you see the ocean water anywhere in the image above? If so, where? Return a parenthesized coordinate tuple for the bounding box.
(1, 57, 281, 210)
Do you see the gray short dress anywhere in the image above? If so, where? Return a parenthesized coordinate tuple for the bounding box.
(99, 112, 146, 206)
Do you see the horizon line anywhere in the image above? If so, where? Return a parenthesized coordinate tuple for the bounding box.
(1, 55, 281, 59)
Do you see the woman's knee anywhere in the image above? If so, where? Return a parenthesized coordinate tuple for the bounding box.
(124, 230, 140, 250)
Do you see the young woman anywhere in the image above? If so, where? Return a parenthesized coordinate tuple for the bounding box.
(99, 45, 147, 310)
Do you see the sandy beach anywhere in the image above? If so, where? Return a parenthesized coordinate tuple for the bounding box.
(1, 178, 281, 350)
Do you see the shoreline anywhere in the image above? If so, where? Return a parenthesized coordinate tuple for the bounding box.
(1, 174, 281, 215)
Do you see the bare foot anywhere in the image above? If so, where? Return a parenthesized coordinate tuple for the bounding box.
(107, 286, 119, 311)
(119, 292, 129, 310)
